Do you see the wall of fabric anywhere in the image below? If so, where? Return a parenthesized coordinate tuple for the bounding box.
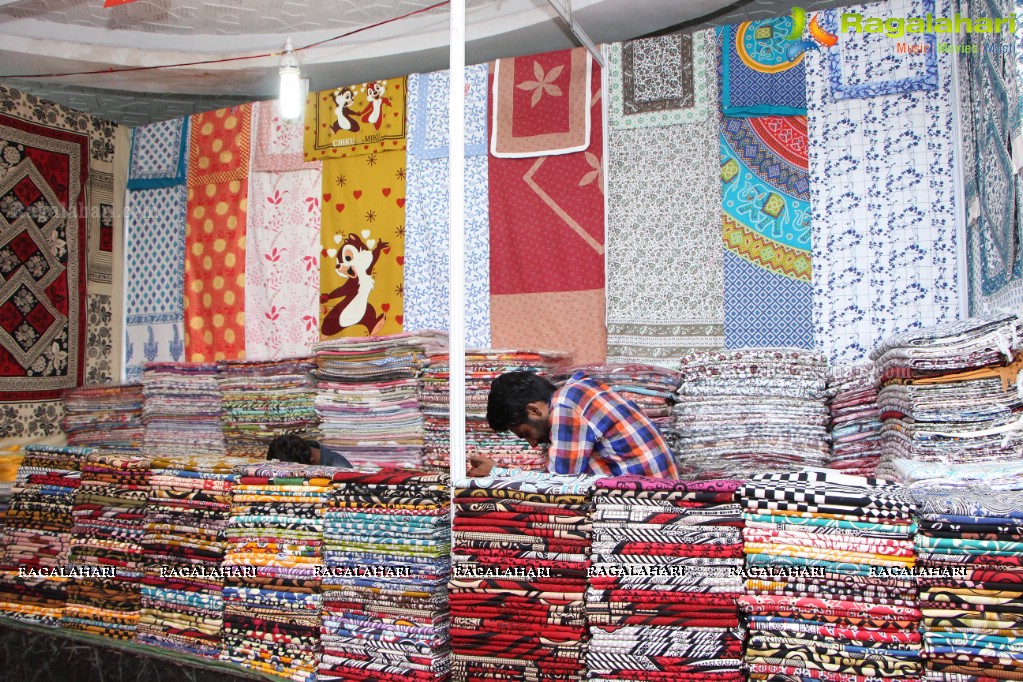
(807, 0, 960, 366)
(0, 85, 120, 445)
(7, 0, 1018, 450)
(488, 48, 608, 365)
(605, 30, 724, 367)
(957, 0, 1023, 316)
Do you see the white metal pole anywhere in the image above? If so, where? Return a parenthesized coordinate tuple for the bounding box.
(448, 0, 467, 485)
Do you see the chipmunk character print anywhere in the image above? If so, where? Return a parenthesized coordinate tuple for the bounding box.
(360, 80, 391, 130)
(330, 86, 361, 134)
(320, 231, 389, 336)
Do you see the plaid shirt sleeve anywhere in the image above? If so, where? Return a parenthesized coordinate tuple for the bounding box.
(547, 383, 600, 476)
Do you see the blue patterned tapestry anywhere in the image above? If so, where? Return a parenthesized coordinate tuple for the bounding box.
(817, 0, 939, 100)
(724, 252, 813, 348)
(123, 186, 187, 380)
(807, 0, 959, 365)
(958, 0, 1023, 315)
(720, 18, 807, 116)
(126, 118, 188, 190)
(404, 66, 491, 347)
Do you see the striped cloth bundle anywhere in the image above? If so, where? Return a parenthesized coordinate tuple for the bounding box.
(586, 476, 746, 682)
(319, 468, 452, 682)
(63, 451, 153, 639)
(0, 445, 90, 627)
(136, 455, 247, 657)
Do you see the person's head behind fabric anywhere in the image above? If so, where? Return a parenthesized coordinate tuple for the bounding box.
(487, 371, 557, 448)
(266, 434, 313, 464)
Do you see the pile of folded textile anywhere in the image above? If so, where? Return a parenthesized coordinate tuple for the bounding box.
(913, 486, 1023, 681)
(313, 332, 447, 469)
(142, 362, 225, 457)
(0, 447, 24, 535)
(63, 451, 153, 639)
(62, 384, 145, 450)
(450, 470, 598, 682)
(738, 471, 923, 682)
(319, 468, 451, 682)
(0, 445, 90, 627)
(873, 314, 1023, 489)
(673, 349, 830, 478)
(420, 349, 569, 471)
(826, 363, 883, 476)
(221, 462, 332, 681)
(586, 476, 745, 682)
(137, 455, 247, 657)
(218, 357, 318, 459)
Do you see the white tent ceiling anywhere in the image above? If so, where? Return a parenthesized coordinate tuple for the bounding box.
(0, 0, 859, 125)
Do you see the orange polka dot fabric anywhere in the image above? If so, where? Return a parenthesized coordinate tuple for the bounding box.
(184, 104, 251, 362)
(188, 104, 251, 185)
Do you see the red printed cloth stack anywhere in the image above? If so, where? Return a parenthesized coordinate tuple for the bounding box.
(586, 476, 746, 682)
(450, 470, 598, 682)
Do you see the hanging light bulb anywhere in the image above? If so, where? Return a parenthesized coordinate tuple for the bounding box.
(279, 36, 303, 121)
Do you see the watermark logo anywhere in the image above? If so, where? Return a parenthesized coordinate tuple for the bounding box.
(840, 11, 1016, 38)
(784, 7, 839, 61)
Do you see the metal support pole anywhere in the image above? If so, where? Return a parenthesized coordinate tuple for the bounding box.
(448, 0, 467, 486)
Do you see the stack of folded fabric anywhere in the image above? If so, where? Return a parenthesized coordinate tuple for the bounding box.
(319, 468, 451, 682)
(62, 384, 146, 450)
(872, 314, 1023, 489)
(586, 476, 745, 682)
(136, 455, 247, 657)
(63, 451, 153, 639)
(737, 471, 923, 682)
(673, 350, 830, 478)
(913, 486, 1023, 681)
(827, 363, 883, 476)
(450, 470, 598, 682)
(218, 357, 318, 459)
(419, 349, 569, 471)
(0, 445, 90, 627)
(141, 362, 225, 457)
(221, 461, 331, 680)
(313, 332, 447, 469)
(0, 447, 24, 535)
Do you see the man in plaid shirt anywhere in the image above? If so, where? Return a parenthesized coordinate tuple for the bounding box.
(468, 371, 679, 478)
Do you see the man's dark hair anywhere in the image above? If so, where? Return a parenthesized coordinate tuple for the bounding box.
(267, 434, 313, 464)
(487, 371, 556, 432)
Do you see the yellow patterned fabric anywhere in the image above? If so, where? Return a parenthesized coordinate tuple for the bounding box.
(304, 78, 408, 161)
(319, 151, 407, 339)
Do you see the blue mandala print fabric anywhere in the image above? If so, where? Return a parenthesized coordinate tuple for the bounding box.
(403, 69, 491, 347)
(958, 0, 1023, 315)
(720, 18, 807, 117)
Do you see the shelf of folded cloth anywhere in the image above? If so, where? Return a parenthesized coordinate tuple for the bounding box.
(0, 614, 288, 682)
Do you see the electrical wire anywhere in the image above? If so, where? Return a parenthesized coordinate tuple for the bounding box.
(0, 0, 450, 79)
